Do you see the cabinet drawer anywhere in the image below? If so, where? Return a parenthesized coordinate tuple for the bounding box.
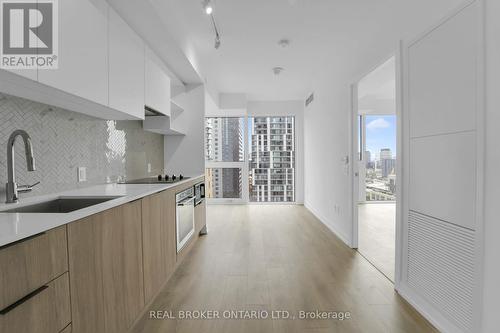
(0, 226, 68, 310)
(0, 272, 71, 333)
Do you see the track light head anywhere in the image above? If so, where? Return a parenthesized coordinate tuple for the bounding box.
(273, 67, 284, 75)
(214, 34, 221, 49)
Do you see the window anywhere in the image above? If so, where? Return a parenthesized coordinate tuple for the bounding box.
(205, 117, 246, 202)
(204, 115, 296, 203)
(248, 116, 295, 203)
(205, 168, 243, 199)
(364, 115, 396, 201)
(205, 117, 244, 162)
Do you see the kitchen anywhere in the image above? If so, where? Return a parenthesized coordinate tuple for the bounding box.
(0, 0, 208, 331)
(0, 0, 498, 333)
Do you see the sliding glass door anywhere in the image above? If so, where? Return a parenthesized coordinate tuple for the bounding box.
(204, 115, 296, 203)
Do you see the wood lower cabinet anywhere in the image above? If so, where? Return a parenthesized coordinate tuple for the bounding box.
(141, 189, 176, 303)
(0, 272, 71, 333)
(60, 324, 72, 333)
(0, 177, 205, 332)
(0, 226, 68, 311)
(67, 200, 144, 333)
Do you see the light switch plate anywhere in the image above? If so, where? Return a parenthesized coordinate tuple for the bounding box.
(147, 163, 151, 173)
(78, 167, 87, 182)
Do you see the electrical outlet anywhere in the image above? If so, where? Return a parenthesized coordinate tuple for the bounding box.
(147, 163, 152, 173)
(78, 167, 87, 182)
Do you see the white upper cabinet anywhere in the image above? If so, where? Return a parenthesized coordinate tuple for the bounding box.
(0, 0, 175, 121)
(38, 0, 109, 106)
(108, 7, 145, 119)
(145, 46, 171, 116)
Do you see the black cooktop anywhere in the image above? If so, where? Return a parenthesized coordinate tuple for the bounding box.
(123, 175, 189, 184)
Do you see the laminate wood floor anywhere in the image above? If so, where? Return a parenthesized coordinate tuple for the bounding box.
(131, 205, 437, 333)
(358, 203, 396, 282)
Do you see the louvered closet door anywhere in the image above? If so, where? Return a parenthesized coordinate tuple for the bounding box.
(402, 1, 483, 332)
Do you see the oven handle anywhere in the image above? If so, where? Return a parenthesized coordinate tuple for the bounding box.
(200, 183, 205, 198)
(177, 196, 195, 206)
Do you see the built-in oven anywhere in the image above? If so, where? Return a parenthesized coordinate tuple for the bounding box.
(176, 187, 195, 252)
(194, 181, 205, 206)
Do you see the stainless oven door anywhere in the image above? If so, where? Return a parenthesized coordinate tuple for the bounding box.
(176, 195, 195, 252)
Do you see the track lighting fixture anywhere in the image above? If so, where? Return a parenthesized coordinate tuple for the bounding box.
(214, 33, 221, 49)
(203, 0, 221, 50)
(203, 0, 213, 15)
(273, 67, 285, 75)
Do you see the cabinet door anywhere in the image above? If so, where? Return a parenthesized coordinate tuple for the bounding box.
(108, 7, 144, 119)
(38, 0, 108, 105)
(142, 190, 176, 303)
(0, 226, 68, 311)
(0, 273, 71, 333)
(145, 47, 171, 115)
(68, 201, 144, 333)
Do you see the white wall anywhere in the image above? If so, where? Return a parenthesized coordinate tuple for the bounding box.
(303, 0, 465, 246)
(482, 0, 500, 331)
(247, 100, 305, 204)
(304, 79, 353, 243)
(164, 84, 205, 176)
(205, 88, 220, 116)
(219, 93, 247, 109)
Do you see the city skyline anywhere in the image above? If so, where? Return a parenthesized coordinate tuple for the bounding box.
(205, 116, 296, 202)
(365, 115, 396, 160)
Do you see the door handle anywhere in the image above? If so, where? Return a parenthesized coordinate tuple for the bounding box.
(177, 196, 195, 206)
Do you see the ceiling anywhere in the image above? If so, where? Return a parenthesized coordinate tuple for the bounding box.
(124, 0, 463, 101)
(357, 56, 396, 115)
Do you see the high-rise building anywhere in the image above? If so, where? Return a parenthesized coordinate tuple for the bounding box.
(380, 148, 392, 160)
(249, 116, 295, 202)
(381, 158, 396, 178)
(380, 148, 395, 178)
(365, 150, 373, 169)
(205, 117, 244, 198)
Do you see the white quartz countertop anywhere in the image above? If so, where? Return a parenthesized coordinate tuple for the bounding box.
(0, 175, 204, 247)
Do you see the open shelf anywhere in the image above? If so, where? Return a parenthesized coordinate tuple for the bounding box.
(143, 115, 185, 136)
(170, 100, 184, 114)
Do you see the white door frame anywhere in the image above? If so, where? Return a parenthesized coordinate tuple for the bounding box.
(348, 50, 403, 289)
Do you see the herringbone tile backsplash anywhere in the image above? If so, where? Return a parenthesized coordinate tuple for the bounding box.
(0, 93, 164, 201)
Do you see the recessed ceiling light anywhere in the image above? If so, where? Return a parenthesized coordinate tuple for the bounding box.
(278, 39, 290, 48)
(273, 67, 284, 75)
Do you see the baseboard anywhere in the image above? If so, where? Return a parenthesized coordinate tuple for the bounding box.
(304, 201, 352, 247)
(397, 282, 465, 333)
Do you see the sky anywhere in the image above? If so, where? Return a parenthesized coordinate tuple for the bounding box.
(365, 115, 396, 160)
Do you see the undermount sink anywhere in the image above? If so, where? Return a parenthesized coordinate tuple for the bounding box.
(1, 196, 122, 213)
